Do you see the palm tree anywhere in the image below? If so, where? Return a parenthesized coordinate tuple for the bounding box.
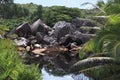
(70, 15, 120, 80)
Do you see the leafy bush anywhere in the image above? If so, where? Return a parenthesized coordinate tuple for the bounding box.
(0, 39, 42, 80)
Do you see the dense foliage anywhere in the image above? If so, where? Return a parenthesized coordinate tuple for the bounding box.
(1, 0, 120, 80)
(73, 0, 120, 80)
(0, 39, 42, 80)
(0, 2, 85, 27)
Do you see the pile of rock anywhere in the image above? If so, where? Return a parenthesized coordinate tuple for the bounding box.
(4, 18, 101, 74)
(5, 18, 100, 56)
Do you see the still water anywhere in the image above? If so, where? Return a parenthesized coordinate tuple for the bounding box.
(42, 68, 92, 80)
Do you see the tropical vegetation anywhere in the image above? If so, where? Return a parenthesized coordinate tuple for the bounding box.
(1, 0, 120, 80)
(70, 0, 120, 80)
(0, 39, 42, 80)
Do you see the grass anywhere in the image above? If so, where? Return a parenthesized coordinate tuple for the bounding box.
(0, 39, 42, 80)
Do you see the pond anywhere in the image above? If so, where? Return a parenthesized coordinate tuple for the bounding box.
(41, 67, 93, 80)
(31, 51, 93, 80)
(23, 49, 93, 80)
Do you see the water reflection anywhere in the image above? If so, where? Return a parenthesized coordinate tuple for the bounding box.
(42, 67, 93, 80)
(72, 73, 93, 80)
(42, 68, 74, 80)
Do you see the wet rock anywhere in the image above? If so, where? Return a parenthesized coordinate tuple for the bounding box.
(31, 19, 51, 35)
(10, 22, 31, 37)
(71, 17, 96, 28)
(52, 21, 76, 41)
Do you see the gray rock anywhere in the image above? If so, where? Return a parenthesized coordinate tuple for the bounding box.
(52, 21, 76, 41)
(43, 35, 57, 45)
(0, 34, 3, 39)
(35, 32, 50, 45)
(8, 22, 31, 38)
(59, 34, 75, 46)
(35, 32, 44, 44)
(73, 31, 93, 43)
(14, 37, 28, 47)
(60, 31, 94, 46)
(31, 19, 51, 35)
(71, 17, 96, 28)
(34, 44, 42, 48)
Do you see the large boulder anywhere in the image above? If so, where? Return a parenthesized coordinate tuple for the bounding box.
(59, 31, 94, 47)
(71, 17, 96, 28)
(52, 21, 76, 41)
(73, 31, 94, 43)
(31, 19, 51, 35)
(8, 22, 31, 38)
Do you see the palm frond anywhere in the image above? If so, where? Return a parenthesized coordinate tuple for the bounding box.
(80, 65, 120, 80)
(70, 57, 116, 73)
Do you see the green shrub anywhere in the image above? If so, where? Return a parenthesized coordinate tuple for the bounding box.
(0, 39, 42, 80)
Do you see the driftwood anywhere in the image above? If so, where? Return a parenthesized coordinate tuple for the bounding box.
(31, 46, 68, 55)
(17, 46, 69, 55)
(17, 46, 81, 56)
